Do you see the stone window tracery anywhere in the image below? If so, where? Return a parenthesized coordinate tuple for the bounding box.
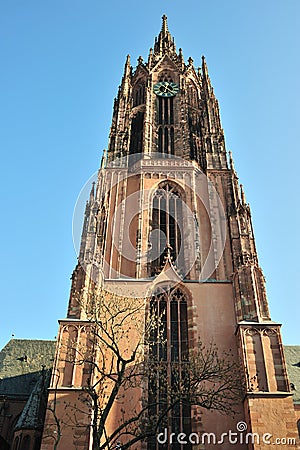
(148, 182, 184, 276)
(148, 286, 191, 450)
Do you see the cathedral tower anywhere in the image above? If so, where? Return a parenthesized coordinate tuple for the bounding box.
(41, 16, 298, 450)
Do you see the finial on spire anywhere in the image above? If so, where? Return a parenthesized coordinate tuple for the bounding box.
(162, 14, 168, 33)
(123, 54, 131, 77)
(178, 48, 184, 69)
(163, 243, 174, 266)
(89, 182, 95, 202)
(201, 55, 213, 94)
(202, 55, 208, 75)
(166, 242, 172, 257)
(240, 184, 246, 205)
(229, 151, 235, 171)
(188, 57, 194, 66)
(121, 55, 131, 95)
(148, 47, 153, 67)
(101, 149, 107, 169)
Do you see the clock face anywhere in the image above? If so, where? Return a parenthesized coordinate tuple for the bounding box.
(153, 81, 179, 97)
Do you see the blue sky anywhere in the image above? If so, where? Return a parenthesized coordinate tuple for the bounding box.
(0, 0, 299, 350)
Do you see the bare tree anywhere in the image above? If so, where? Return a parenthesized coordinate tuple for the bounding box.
(54, 287, 243, 450)
(42, 368, 62, 450)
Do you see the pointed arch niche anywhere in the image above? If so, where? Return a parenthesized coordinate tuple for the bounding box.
(130, 78, 146, 156)
(186, 79, 203, 165)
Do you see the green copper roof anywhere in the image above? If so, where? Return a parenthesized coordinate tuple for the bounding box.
(284, 345, 300, 403)
(0, 339, 56, 397)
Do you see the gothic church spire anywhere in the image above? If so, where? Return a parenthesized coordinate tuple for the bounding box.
(154, 14, 176, 57)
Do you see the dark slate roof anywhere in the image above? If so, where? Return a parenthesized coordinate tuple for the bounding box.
(0, 339, 56, 397)
(284, 345, 300, 403)
(14, 369, 51, 431)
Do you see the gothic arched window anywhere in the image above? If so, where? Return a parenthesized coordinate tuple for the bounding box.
(148, 182, 184, 276)
(148, 286, 191, 450)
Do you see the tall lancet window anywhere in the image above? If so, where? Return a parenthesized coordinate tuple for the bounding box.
(149, 182, 184, 276)
(148, 286, 191, 450)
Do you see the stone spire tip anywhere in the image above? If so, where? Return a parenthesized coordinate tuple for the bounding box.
(162, 14, 168, 33)
(154, 14, 176, 56)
